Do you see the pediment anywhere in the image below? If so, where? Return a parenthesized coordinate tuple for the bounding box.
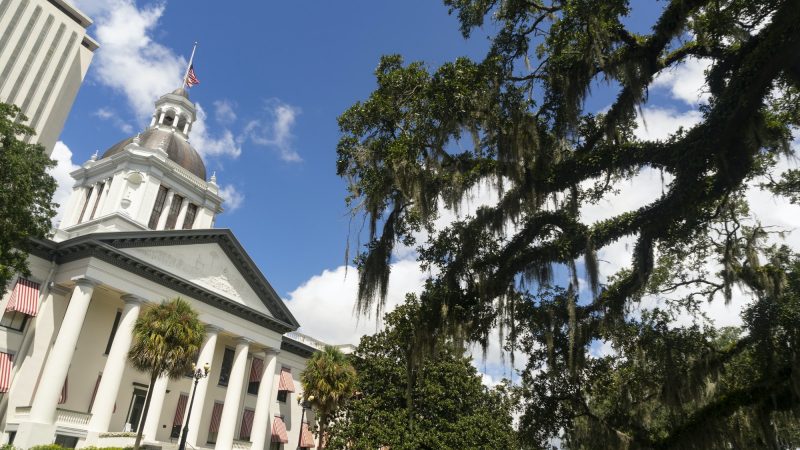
(119, 242, 272, 316)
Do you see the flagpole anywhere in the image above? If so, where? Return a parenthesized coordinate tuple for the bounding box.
(182, 42, 198, 88)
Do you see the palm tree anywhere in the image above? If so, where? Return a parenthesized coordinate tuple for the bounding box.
(128, 298, 205, 450)
(300, 345, 357, 450)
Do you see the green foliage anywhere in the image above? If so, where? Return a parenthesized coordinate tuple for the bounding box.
(337, 0, 800, 447)
(300, 346, 357, 449)
(0, 102, 57, 289)
(128, 298, 205, 450)
(326, 297, 518, 449)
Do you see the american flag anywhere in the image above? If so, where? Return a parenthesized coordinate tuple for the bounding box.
(186, 64, 200, 87)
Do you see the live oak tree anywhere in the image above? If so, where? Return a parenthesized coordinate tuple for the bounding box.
(325, 298, 518, 450)
(128, 298, 205, 450)
(0, 103, 57, 290)
(336, 0, 800, 448)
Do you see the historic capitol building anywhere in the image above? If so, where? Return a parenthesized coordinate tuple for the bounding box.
(0, 83, 324, 449)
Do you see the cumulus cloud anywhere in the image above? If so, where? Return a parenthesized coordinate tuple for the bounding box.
(284, 260, 429, 346)
(49, 141, 81, 226)
(652, 57, 712, 106)
(190, 104, 241, 159)
(243, 100, 302, 162)
(634, 107, 703, 141)
(218, 184, 244, 212)
(213, 100, 237, 124)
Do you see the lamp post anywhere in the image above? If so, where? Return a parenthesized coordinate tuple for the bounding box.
(296, 393, 314, 450)
(178, 362, 210, 450)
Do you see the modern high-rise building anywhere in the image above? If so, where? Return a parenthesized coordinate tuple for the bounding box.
(0, 0, 98, 155)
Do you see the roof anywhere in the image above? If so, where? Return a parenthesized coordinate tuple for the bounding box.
(29, 229, 301, 334)
(102, 128, 206, 180)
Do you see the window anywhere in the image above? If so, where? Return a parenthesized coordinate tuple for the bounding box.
(164, 194, 184, 230)
(77, 185, 93, 223)
(182, 203, 198, 229)
(218, 347, 235, 386)
(207, 401, 224, 444)
(239, 408, 255, 440)
(89, 182, 105, 220)
(0, 310, 28, 331)
(104, 310, 122, 354)
(277, 390, 288, 403)
(148, 185, 169, 229)
(247, 357, 264, 395)
(54, 435, 78, 448)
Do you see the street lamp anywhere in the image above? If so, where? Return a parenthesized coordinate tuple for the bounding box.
(296, 393, 315, 450)
(178, 362, 210, 450)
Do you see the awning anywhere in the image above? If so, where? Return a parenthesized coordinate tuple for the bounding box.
(300, 422, 316, 448)
(278, 367, 295, 392)
(0, 352, 12, 393)
(271, 415, 289, 443)
(209, 402, 224, 433)
(58, 376, 68, 404)
(173, 393, 189, 426)
(249, 357, 264, 383)
(6, 278, 40, 316)
(239, 408, 255, 440)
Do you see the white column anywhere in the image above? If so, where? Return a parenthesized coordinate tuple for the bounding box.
(182, 121, 190, 134)
(249, 349, 279, 450)
(215, 338, 250, 450)
(81, 183, 100, 223)
(175, 198, 190, 230)
(156, 190, 175, 230)
(186, 325, 221, 447)
(89, 295, 144, 432)
(141, 375, 169, 442)
(29, 278, 98, 423)
(158, 111, 166, 124)
(93, 178, 112, 220)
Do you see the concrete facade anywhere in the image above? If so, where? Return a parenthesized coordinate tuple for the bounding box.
(0, 0, 97, 155)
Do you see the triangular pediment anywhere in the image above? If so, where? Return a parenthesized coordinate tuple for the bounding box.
(118, 242, 272, 316)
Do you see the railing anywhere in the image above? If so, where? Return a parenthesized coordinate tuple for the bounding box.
(55, 408, 92, 426)
(285, 331, 327, 350)
(232, 440, 252, 450)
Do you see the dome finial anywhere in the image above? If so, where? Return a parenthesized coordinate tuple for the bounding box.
(210, 171, 217, 184)
(90, 150, 99, 161)
(133, 132, 141, 144)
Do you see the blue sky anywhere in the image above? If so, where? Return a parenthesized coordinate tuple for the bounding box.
(51, 0, 797, 384)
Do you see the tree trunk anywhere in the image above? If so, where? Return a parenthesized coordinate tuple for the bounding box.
(318, 421, 327, 450)
(134, 371, 159, 450)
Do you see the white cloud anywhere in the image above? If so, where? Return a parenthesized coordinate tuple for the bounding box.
(213, 100, 237, 124)
(93, 107, 133, 134)
(284, 260, 429, 346)
(49, 141, 80, 226)
(652, 57, 712, 106)
(243, 100, 302, 162)
(218, 184, 244, 212)
(634, 107, 703, 141)
(190, 104, 241, 159)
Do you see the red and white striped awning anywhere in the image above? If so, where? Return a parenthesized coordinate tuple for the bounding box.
(278, 367, 295, 392)
(271, 415, 289, 443)
(6, 278, 40, 317)
(239, 408, 255, 440)
(89, 374, 102, 411)
(0, 352, 12, 393)
(249, 357, 264, 383)
(58, 376, 68, 404)
(300, 422, 316, 448)
(209, 402, 224, 433)
(173, 393, 189, 426)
